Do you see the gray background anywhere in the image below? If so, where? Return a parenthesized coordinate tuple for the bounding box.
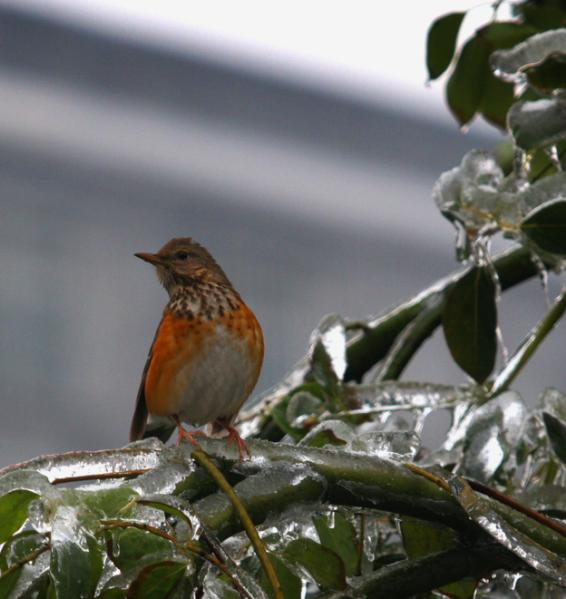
(1, 6, 563, 467)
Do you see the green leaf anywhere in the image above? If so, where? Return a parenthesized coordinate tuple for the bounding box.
(491, 29, 566, 82)
(509, 99, 566, 151)
(127, 560, 187, 599)
(300, 427, 348, 449)
(447, 35, 490, 125)
(526, 53, 566, 92)
(309, 340, 340, 394)
(401, 517, 477, 598)
(49, 510, 103, 599)
(99, 590, 127, 599)
(78, 487, 138, 518)
(109, 528, 173, 574)
(450, 477, 566, 585)
(426, 12, 466, 80)
(0, 531, 47, 572)
(480, 71, 514, 129)
(136, 496, 193, 531)
(478, 21, 537, 48)
(521, 200, 566, 255)
(260, 554, 301, 599)
(283, 538, 346, 590)
(519, 4, 566, 30)
(443, 266, 497, 383)
(0, 568, 21, 598)
(543, 412, 566, 465)
(313, 512, 359, 577)
(271, 396, 305, 442)
(0, 490, 37, 543)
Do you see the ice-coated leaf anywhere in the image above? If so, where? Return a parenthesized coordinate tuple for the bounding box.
(0, 490, 38, 543)
(443, 265, 497, 383)
(298, 420, 352, 448)
(0, 446, 162, 484)
(426, 12, 466, 80)
(519, 485, 566, 518)
(0, 568, 20, 598)
(1, 545, 51, 598)
(518, 172, 566, 219)
(283, 538, 346, 590)
(108, 527, 174, 574)
(401, 516, 477, 599)
(521, 199, 566, 255)
(308, 314, 347, 386)
(526, 53, 566, 92)
(285, 391, 323, 429)
(50, 506, 103, 599)
(491, 29, 566, 82)
(460, 409, 506, 482)
(0, 530, 47, 572)
(313, 512, 359, 577)
(126, 560, 187, 599)
(447, 35, 490, 125)
(136, 495, 195, 532)
(349, 431, 420, 461)
(451, 477, 566, 586)
(509, 99, 566, 151)
(0, 469, 53, 497)
(260, 554, 301, 599)
(439, 391, 526, 479)
(76, 487, 138, 519)
(543, 412, 566, 465)
(271, 396, 307, 442)
(433, 150, 508, 239)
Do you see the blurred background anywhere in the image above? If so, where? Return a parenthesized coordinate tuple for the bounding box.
(1, 1, 564, 466)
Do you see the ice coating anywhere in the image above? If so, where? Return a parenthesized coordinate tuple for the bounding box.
(509, 99, 566, 151)
(308, 314, 348, 381)
(491, 30, 566, 83)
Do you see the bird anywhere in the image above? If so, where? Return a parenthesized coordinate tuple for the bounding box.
(129, 237, 264, 459)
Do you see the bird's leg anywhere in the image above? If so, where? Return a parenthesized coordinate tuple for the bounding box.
(215, 419, 251, 461)
(173, 415, 204, 447)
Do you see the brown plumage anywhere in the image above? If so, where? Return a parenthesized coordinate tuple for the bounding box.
(130, 237, 264, 459)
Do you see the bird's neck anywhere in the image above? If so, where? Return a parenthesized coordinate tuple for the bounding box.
(167, 281, 241, 319)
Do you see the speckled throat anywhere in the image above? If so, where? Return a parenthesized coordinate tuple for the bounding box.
(167, 281, 241, 320)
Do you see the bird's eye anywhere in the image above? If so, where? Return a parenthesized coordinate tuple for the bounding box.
(175, 251, 189, 260)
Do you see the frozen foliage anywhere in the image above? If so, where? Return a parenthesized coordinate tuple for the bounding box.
(1, 6, 566, 599)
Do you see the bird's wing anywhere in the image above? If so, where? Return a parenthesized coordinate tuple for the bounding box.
(129, 317, 175, 444)
(129, 348, 151, 442)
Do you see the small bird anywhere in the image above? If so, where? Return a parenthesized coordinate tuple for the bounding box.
(129, 237, 264, 459)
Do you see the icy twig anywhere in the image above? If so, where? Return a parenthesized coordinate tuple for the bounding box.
(192, 449, 283, 599)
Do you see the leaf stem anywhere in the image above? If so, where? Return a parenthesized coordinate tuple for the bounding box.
(489, 287, 566, 398)
(192, 449, 283, 599)
(0, 543, 50, 581)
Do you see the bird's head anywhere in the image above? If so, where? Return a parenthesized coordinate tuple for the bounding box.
(135, 238, 231, 293)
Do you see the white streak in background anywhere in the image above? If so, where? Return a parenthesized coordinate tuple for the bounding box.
(0, 0, 510, 126)
(0, 70, 446, 248)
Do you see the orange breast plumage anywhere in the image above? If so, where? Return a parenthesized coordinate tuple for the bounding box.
(144, 288, 263, 427)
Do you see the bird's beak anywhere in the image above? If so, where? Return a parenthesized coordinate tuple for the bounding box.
(135, 252, 165, 266)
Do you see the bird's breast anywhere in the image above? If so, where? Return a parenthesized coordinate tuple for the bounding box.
(145, 302, 263, 424)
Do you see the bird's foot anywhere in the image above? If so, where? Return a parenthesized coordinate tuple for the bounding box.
(223, 424, 251, 462)
(174, 416, 205, 447)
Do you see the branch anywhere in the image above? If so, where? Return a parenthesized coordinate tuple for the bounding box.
(344, 246, 539, 382)
(489, 287, 566, 398)
(322, 544, 522, 599)
(191, 439, 566, 559)
(192, 449, 283, 599)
